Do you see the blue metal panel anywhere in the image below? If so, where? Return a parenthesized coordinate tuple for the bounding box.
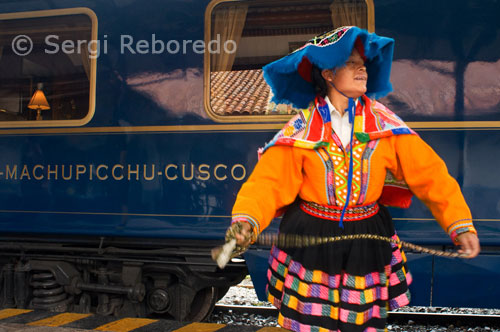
(376, 0, 500, 249)
(89, 0, 211, 127)
(405, 253, 433, 306)
(243, 248, 271, 302)
(392, 129, 500, 247)
(0, 130, 272, 239)
(433, 255, 500, 308)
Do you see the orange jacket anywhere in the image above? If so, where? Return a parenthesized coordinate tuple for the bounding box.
(232, 98, 476, 242)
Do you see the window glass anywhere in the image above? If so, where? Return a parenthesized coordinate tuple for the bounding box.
(207, 0, 369, 118)
(0, 13, 93, 124)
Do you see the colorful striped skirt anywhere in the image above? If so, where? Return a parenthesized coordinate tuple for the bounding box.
(266, 201, 412, 332)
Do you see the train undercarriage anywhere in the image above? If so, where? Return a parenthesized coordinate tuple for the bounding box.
(0, 235, 247, 321)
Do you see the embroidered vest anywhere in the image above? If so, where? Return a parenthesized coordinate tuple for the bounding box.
(259, 95, 416, 209)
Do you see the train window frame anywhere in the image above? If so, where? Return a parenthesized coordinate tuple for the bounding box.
(0, 7, 97, 128)
(203, 0, 375, 123)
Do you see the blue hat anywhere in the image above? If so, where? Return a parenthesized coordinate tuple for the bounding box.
(262, 26, 395, 109)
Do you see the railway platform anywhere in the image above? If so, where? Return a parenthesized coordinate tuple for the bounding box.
(0, 309, 280, 332)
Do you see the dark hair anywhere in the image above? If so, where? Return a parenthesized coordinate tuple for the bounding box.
(311, 65, 328, 98)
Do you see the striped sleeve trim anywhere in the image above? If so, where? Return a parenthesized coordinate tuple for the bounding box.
(446, 218, 473, 233)
(231, 213, 261, 237)
(446, 219, 477, 243)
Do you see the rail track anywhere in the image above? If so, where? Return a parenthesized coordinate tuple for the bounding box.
(213, 304, 500, 329)
(0, 305, 499, 331)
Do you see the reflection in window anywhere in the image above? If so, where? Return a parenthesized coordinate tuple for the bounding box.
(0, 14, 92, 123)
(464, 59, 500, 119)
(380, 60, 456, 119)
(379, 58, 500, 122)
(208, 0, 369, 117)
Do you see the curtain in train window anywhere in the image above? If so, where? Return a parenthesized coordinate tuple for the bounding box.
(330, 0, 367, 29)
(208, 0, 370, 118)
(0, 13, 93, 124)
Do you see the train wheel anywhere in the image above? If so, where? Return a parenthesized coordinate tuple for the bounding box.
(216, 286, 230, 301)
(184, 287, 218, 322)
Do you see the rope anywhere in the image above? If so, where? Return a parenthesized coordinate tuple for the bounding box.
(256, 232, 465, 258)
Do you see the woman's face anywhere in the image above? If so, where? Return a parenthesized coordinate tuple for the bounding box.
(324, 48, 367, 98)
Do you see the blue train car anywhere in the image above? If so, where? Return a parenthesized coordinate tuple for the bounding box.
(0, 0, 499, 320)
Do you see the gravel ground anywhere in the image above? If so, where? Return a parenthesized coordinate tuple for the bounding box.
(212, 276, 500, 331)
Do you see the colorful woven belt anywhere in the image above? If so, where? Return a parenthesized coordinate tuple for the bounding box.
(300, 201, 379, 222)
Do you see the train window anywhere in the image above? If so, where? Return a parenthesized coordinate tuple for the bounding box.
(0, 9, 96, 127)
(205, 0, 373, 122)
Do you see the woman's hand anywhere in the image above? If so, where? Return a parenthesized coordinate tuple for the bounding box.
(213, 221, 254, 269)
(455, 232, 480, 258)
(234, 221, 253, 247)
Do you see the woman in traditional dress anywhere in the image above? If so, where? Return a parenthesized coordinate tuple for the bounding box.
(228, 26, 480, 332)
